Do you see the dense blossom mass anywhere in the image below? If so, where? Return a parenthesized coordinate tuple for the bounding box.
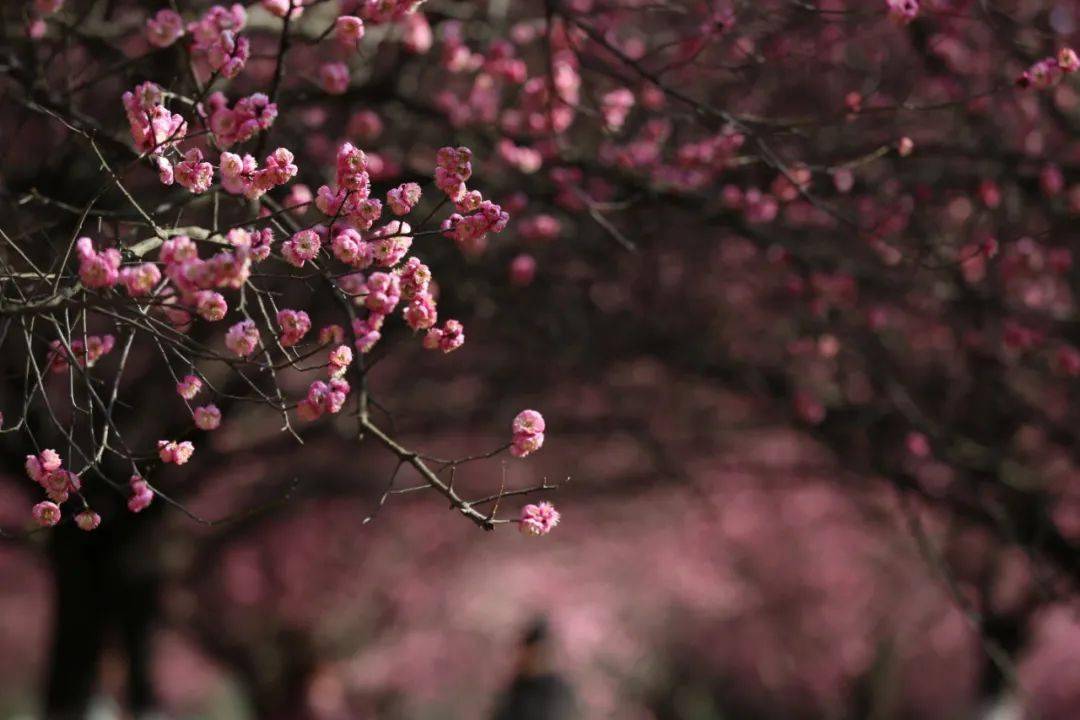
(7, 0, 1080, 557)
(6, 0, 555, 536)
(11, 0, 1080, 715)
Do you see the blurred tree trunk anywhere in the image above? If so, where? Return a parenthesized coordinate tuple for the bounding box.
(44, 499, 163, 719)
(243, 662, 316, 720)
(491, 674, 577, 720)
(194, 623, 318, 720)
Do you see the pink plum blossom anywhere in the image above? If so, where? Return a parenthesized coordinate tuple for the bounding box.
(335, 16, 365, 49)
(157, 440, 195, 465)
(76, 237, 121, 289)
(320, 62, 350, 94)
(32, 501, 62, 527)
(177, 375, 203, 400)
(387, 182, 421, 216)
(423, 319, 464, 353)
(75, 509, 101, 531)
(282, 229, 321, 267)
(277, 309, 311, 347)
(194, 404, 222, 431)
(146, 9, 184, 47)
(119, 263, 161, 296)
(519, 501, 560, 535)
(127, 476, 154, 513)
(225, 320, 260, 357)
(328, 345, 353, 378)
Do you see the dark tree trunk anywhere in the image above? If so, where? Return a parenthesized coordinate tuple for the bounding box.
(44, 498, 163, 719)
(491, 674, 578, 720)
(200, 628, 318, 720)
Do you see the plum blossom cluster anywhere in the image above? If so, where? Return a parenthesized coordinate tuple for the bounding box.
(25, 451, 74, 500)
(337, 246, 456, 354)
(387, 182, 421, 215)
(302, 143, 480, 360)
(158, 229, 272, 324)
(282, 229, 322, 267)
(220, 147, 298, 200)
(122, 82, 187, 157)
(188, 4, 250, 79)
(434, 146, 472, 202)
(120, 262, 162, 296)
(120, 80, 229, 194)
(510, 409, 545, 458)
(158, 440, 195, 465)
(442, 199, 510, 255)
(225, 319, 261, 357)
(128, 475, 154, 513)
(277, 309, 311, 347)
(46, 334, 116, 374)
(133, 87, 286, 195)
(38, 232, 305, 531)
(103, 131, 498, 437)
(26, 53, 547, 532)
(328, 345, 353, 378)
(146, 9, 185, 48)
(31, 500, 62, 528)
(204, 92, 278, 148)
(76, 236, 121, 288)
(436, 147, 509, 254)
(175, 149, 215, 194)
(1017, 48, 1080, 89)
(345, 271, 398, 318)
(315, 143, 383, 229)
(422, 318, 464, 353)
(400, 258, 437, 331)
(26, 450, 79, 522)
(519, 501, 560, 536)
(297, 379, 351, 421)
(25, 450, 102, 532)
(350, 313, 383, 354)
(369, 220, 413, 267)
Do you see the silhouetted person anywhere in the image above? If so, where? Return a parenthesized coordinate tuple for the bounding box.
(491, 618, 578, 720)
